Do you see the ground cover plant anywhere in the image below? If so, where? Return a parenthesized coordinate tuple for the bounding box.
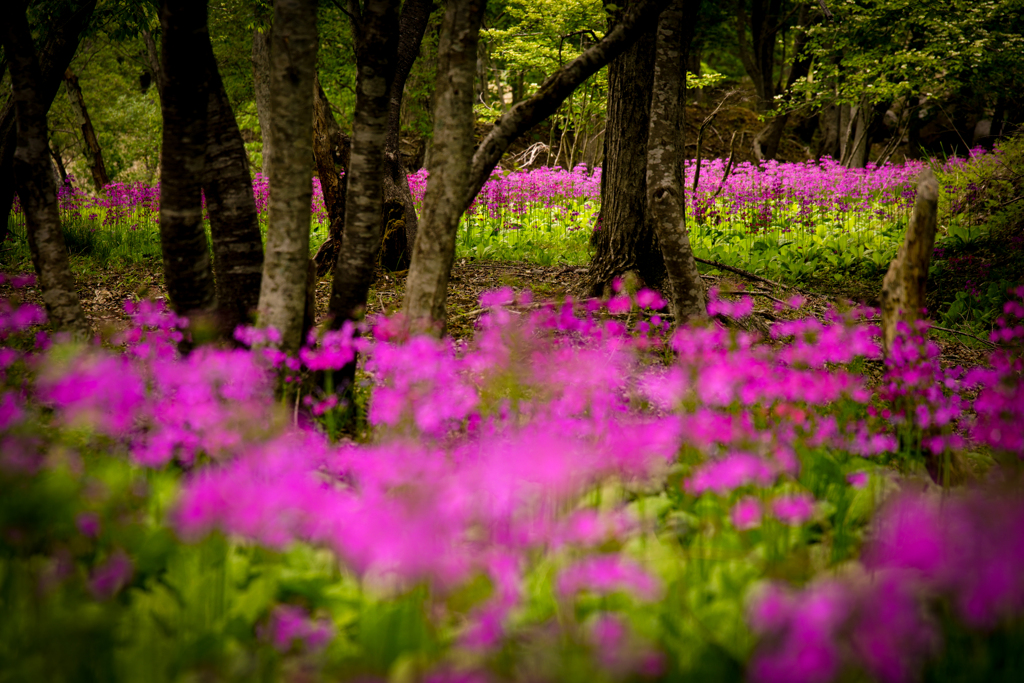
(3, 266, 1024, 682)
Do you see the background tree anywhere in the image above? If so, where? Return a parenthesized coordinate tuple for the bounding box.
(2, 0, 89, 335)
(647, 0, 707, 322)
(256, 0, 317, 354)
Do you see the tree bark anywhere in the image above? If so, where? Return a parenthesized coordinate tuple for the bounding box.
(647, 0, 706, 323)
(586, 1, 661, 296)
(0, 0, 96, 247)
(202, 48, 265, 338)
(158, 0, 216, 332)
(402, 0, 487, 335)
(251, 25, 273, 178)
(327, 0, 400, 331)
(2, 2, 88, 335)
(880, 168, 938, 353)
(256, 0, 317, 354)
(311, 74, 351, 278)
(379, 0, 434, 271)
(63, 67, 110, 191)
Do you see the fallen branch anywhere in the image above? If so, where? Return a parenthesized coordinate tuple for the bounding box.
(929, 324, 997, 347)
(717, 289, 788, 306)
(693, 256, 792, 290)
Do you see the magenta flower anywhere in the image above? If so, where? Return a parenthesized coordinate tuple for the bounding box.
(89, 550, 133, 600)
(771, 493, 815, 526)
(732, 496, 763, 530)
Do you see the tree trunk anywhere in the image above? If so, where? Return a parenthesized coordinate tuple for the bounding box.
(379, 0, 434, 271)
(311, 74, 351, 278)
(50, 141, 70, 186)
(586, 2, 661, 296)
(1, 2, 88, 335)
(752, 3, 813, 161)
(202, 47, 265, 339)
(403, 0, 671, 332)
(880, 168, 938, 353)
(159, 0, 216, 335)
(256, 0, 317, 354)
(63, 67, 110, 191)
(251, 25, 273, 178)
(142, 28, 165, 100)
(327, 0, 400, 330)
(402, 0, 486, 335)
(0, 0, 96, 247)
(735, 0, 783, 113)
(647, 0, 706, 323)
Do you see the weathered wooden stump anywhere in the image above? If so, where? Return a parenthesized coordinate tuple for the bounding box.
(880, 168, 939, 354)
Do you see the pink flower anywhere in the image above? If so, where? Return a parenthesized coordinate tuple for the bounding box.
(89, 551, 133, 599)
(847, 471, 868, 489)
(263, 604, 334, 653)
(771, 493, 815, 526)
(557, 556, 661, 601)
(732, 497, 763, 530)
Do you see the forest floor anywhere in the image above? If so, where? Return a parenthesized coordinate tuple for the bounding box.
(0, 247, 992, 379)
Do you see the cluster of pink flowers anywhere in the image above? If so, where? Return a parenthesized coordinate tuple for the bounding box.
(3, 268, 1024, 680)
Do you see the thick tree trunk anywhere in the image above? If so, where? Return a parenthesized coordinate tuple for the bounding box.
(586, 3, 661, 296)
(256, 0, 317, 354)
(327, 0, 400, 329)
(816, 102, 840, 160)
(880, 168, 938, 353)
(2, 3, 88, 335)
(159, 0, 216, 330)
(0, 0, 96, 246)
(311, 75, 351, 278)
(402, 0, 487, 335)
(202, 48, 265, 338)
(251, 25, 273, 178)
(647, 0, 706, 323)
(63, 68, 110, 191)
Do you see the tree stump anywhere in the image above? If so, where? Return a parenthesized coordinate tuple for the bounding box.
(880, 168, 939, 353)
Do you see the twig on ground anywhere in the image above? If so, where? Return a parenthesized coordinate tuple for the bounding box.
(693, 256, 793, 291)
(929, 325, 997, 347)
(717, 290, 788, 306)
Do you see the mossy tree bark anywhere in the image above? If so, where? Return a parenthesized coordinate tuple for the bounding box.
(1, 0, 88, 335)
(646, 0, 707, 323)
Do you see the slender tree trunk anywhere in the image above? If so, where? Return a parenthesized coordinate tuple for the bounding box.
(50, 141, 70, 186)
(202, 48, 265, 338)
(753, 3, 813, 161)
(402, 0, 487, 335)
(587, 1, 661, 296)
(63, 67, 109, 191)
(379, 0, 434, 270)
(256, 0, 317, 354)
(158, 0, 216, 328)
(142, 28, 165, 100)
(2, 2, 88, 335)
(647, 0, 706, 322)
(735, 0, 783, 114)
(251, 25, 273, 178)
(0, 0, 96, 247)
(311, 75, 351, 277)
(327, 0, 400, 330)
